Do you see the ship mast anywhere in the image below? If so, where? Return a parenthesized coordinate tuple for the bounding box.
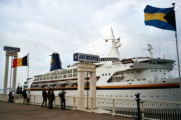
(107, 28, 121, 58)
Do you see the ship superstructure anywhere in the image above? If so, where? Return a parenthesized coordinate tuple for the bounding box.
(25, 29, 181, 102)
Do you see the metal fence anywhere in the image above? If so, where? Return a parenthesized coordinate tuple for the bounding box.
(0, 94, 181, 120)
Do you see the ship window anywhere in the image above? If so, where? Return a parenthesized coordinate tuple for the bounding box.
(43, 78, 46, 80)
(68, 69, 72, 73)
(131, 71, 134, 73)
(63, 75, 66, 78)
(47, 77, 49, 80)
(137, 71, 140, 73)
(155, 70, 157, 72)
(68, 74, 72, 77)
(55, 76, 58, 79)
(40, 78, 42, 80)
(142, 79, 146, 80)
(105, 74, 107, 76)
(51, 77, 53, 79)
(137, 79, 140, 81)
(160, 70, 162, 72)
(109, 73, 110, 75)
(121, 73, 124, 74)
(127, 80, 129, 82)
(102, 74, 104, 76)
(126, 72, 129, 74)
(155, 78, 158, 80)
(163, 81, 166, 83)
(151, 70, 153, 72)
(110, 95, 112, 97)
(73, 74, 77, 77)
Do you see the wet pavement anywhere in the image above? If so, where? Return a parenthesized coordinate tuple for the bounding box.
(0, 101, 135, 120)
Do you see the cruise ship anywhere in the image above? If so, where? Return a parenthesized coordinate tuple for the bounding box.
(25, 29, 181, 102)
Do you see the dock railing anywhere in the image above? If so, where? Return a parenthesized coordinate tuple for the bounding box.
(0, 94, 181, 120)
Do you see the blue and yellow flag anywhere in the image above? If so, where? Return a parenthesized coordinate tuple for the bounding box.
(144, 5, 176, 31)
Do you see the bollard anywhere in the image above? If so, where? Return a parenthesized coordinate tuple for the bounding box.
(135, 93, 142, 120)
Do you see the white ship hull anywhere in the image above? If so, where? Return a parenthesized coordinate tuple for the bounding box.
(25, 29, 181, 103)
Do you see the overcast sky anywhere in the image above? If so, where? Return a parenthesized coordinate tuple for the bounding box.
(0, 0, 181, 88)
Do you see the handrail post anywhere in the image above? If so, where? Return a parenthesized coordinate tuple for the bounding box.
(140, 100, 144, 120)
(73, 97, 75, 110)
(54, 97, 56, 108)
(91, 97, 93, 113)
(112, 99, 115, 116)
(19, 95, 20, 103)
(34, 95, 35, 105)
(59, 97, 61, 108)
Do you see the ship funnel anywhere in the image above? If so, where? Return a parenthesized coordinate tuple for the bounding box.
(50, 53, 62, 71)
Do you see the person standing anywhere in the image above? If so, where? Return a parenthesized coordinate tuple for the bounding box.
(41, 88, 47, 107)
(48, 89, 55, 109)
(47, 88, 51, 108)
(11, 90, 15, 103)
(58, 89, 67, 110)
(8, 91, 12, 102)
(26, 91, 31, 105)
(23, 90, 27, 104)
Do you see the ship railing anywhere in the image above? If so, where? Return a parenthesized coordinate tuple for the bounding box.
(0, 94, 181, 120)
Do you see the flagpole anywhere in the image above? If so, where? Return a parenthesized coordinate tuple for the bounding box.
(27, 53, 29, 79)
(172, 3, 181, 92)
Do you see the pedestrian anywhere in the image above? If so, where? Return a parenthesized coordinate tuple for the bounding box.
(47, 88, 51, 108)
(58, 89, 67, 110)
(23, 90, 27, 104)
(11, 90, 15, 103)
(41, 88, 47, 107)
(26, 91, 31, 105)
(48, 89, 55, 109)
(8, 91, 12, 102)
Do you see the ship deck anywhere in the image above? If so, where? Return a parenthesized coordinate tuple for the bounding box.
(0, 101, 135, 120)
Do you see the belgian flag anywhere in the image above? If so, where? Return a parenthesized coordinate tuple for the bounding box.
(12, 56, 28, 68)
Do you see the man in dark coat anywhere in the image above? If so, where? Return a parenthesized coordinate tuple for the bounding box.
(41, 88, 47, 107)
(8, 91, 12, 102)
(58, 89, 67, 110)
(48, 89, 55, 109)
(23, 90, 27, 104)
(47, 88, 51, 108)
